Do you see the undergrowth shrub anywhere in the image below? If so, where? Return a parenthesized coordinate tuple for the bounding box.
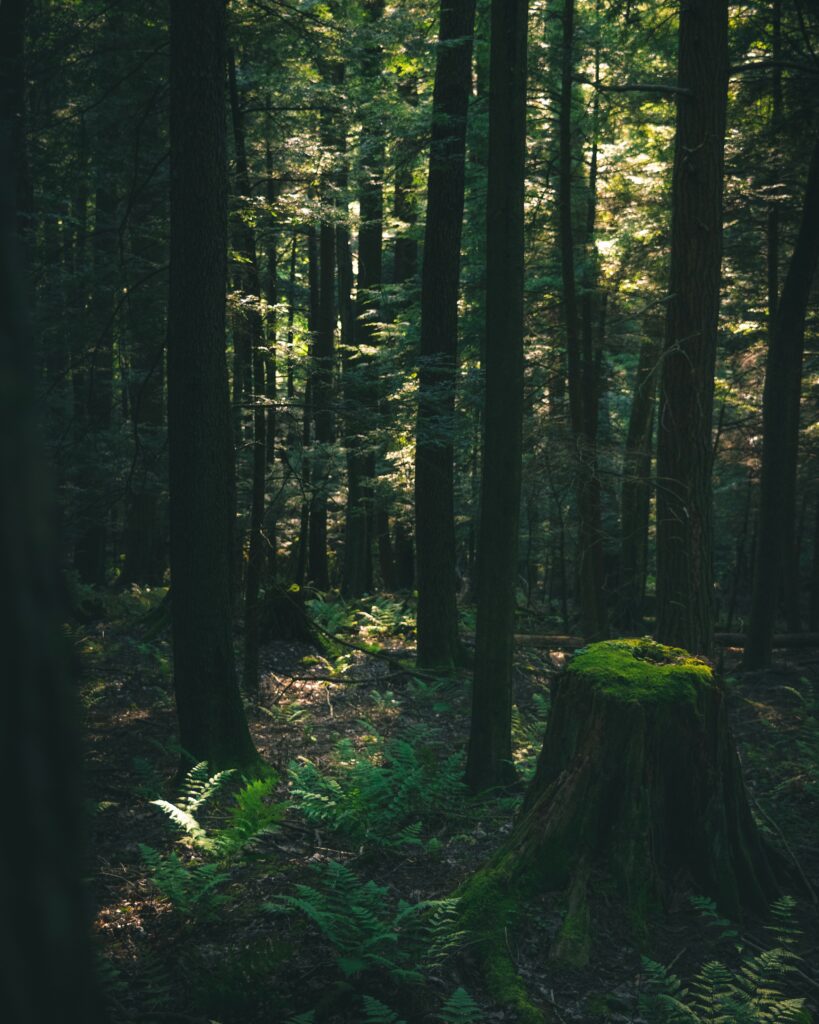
(139, 844, 229, 919)
(150, 761, 284, 860)
(266, 859, 462, 984)
(288, 732, 466, 849)
(639, 896, 808, 1023)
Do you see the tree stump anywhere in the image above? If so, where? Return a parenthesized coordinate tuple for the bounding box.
(459, 640, 786, 1019)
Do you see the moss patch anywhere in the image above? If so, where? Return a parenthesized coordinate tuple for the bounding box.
(457, 857, 546, 1023)
(567, 638, 712, 705)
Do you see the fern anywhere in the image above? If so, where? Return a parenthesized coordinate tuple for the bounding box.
(640, 900, 807, 1024)
(266, 860, 463, 987)
(139, 843, 228, 919)
(438, 987, 483, 1024)
(362, 994, 407, 1023)
(150, 762, 283, 859)
(289, 733, 466, 850)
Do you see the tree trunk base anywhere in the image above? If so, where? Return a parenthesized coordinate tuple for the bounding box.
(458, 639, 788, 1018)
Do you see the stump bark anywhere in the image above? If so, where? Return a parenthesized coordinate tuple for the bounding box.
(459, 640, 786, 1019)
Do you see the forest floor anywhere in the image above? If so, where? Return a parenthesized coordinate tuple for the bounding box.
(80, 588, 819, 1024)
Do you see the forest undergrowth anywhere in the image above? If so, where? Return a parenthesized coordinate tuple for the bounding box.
(81, 587, 819, 1024)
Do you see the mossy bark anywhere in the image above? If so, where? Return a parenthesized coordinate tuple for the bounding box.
(458, 640, 785, 1020)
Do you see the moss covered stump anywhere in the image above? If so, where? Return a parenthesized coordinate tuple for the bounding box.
(459, 639, 785, 1019)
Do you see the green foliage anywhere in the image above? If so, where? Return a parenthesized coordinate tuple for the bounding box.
(511, 690, 550, 778)
(139, 844, 229, 920)
(288, 733, 466, 849)
(438, 987, 483, 1024)
(358, 596, 416, 638)
(265, 859, 463, 986)
(363, 994, 406, 1023)
(149, 761, 283, 860)
(306, 595, 357, 635)
(640, 898, 807, 1024)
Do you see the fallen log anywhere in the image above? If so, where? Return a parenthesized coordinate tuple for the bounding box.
(505, 632, 819, 650)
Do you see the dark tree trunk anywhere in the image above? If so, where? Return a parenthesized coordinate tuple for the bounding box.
(167, 0, 258, 770)
(74, 178, 117, 585)
(465, 0, 528, 792)
(307, 219, 335, 590)
(414, 0, 476, 667)
(1, 29, 106, 1022)
(618, 325, 660, 632)
(655, 0, 728, 656)
(558, 0, 607, 640)
(810, 491, 819, 632)
(459, 641, 785, 1006)
(744, 132, 819, 668)
(228, 50, 269, 696)
(294, 224, 319, 588)
(121, 103, 167, 587)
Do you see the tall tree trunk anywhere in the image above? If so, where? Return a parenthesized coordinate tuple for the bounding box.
(121, 99, 167, 587)
(618, 324, 660, 632)
(655, 0, 728, 656)
(307, 218, 334, 590)
(414, 0, 476, 667)
(294, 224, 319, 588)
(810, 490, 819, 632)
(1, 101, 107, 1024)
(744, 132, 819, 668)
(167, 0, 258, 770)
(228, 50, 269, 695)
(465, 0, 528, 792)
(558, 0, 606, 640)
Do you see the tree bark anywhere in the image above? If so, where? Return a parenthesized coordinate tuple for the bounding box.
(618, 324, 660, 632)
(558, 0, 607, 641)
(465, 0, 528, 792)
(459, 641, 785, 1003)
(167, 0, 258, 770)
(655, 0, 728, 656)
(414, 0, 476, 667)
(1, 27, 107, 1021)
(744, 132, 819, 668)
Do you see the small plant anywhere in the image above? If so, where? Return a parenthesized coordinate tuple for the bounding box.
(266, 860, 463, 986)
(139, 844, 229, 919)
(306, 595, 357, 635)
(438, 987, 483, 1023)
(289, 733, 466, 849)
(150, 761, 284, 859)
(639, 897, 807, 1024)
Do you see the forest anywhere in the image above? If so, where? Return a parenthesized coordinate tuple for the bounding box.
(3, 0, 819, 1021)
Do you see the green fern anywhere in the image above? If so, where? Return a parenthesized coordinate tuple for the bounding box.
(640, 900, 807, 1024)
(265, 860, 463, 987)
(150, 761, 283, 859)
(289, 733, 466, 850)
(438, 987, 483, 1024)
(139, 843, 228, 919)
(362, 994, 407, 1023)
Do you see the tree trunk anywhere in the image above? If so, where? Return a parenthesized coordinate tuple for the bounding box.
(655, 0, 728, 656)
(1, 28, 107, 1020)
(167, 0, 258, 771)
(465, 0, 528, 792)
(414, 0, 476, 667)
(558, 0, 607, 641)
(121, 99, 167, 587)
(744, 132, 819, 668)
(618, 324, 660, 632)
(228, 50, 269, 696)
(307, 218, 335, 590)
(459, 640, 785, 1012)
(810, 491, 819, 632)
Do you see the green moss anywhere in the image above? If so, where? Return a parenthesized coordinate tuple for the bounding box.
(457, 859, 546, 1024)
(549, 868, 590, 967)
(568, 638, 712, 704)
